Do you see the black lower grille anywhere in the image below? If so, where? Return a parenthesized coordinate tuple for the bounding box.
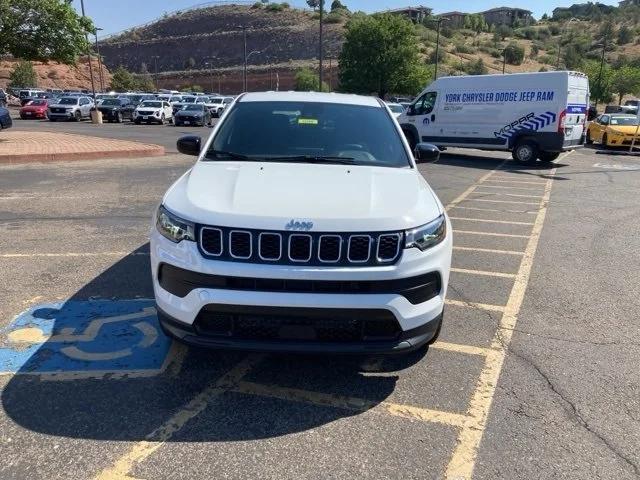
(158, 263, 441, 305)
(194, 305, 401, 343)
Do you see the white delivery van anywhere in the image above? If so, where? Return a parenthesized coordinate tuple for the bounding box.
(398, 71, 589, 162)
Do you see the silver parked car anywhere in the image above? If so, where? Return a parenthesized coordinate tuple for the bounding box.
(47, 96, 94, 121)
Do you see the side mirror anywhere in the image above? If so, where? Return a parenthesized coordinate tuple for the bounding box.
(177, 135, 202, 156)
(414, 143, 440, 163)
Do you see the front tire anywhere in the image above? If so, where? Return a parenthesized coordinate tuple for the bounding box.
(74, 110, 81, 122)
(160, 114, 165, 125)
(512, 140, 538, 163)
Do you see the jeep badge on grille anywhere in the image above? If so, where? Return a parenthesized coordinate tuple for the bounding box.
(285, 219, 314, 231)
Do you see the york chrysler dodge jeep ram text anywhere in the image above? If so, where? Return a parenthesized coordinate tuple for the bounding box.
(151, 92, 452, 354)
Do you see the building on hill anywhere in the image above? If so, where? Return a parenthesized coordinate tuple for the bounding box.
(437, 11, 467, 28)
(480, 7, 533, 26)
(386, 6, 432, 23)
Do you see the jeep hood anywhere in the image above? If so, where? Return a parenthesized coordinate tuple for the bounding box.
(163, 161, 442, 231)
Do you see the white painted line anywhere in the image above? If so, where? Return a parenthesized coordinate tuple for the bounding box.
(444, 162, 507, 210)
(453, 229, 529, 239)
(482, 179, 547, 185)
(445, 299, 505, 313)
(449, 217, 534, 226)
(432, 341, 496, 357)
(450, 267, 516, 279)
(453, 246, 524, 255)
(445, 168, 556, 480)
(451, 206, 536, 215)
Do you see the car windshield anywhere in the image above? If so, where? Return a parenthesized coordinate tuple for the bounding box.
(181, 97, 196, 103)
(59, 97, 78, 105)
(141, 101, 162, 108)
(169, 96, 182, 102)
(387, 104, 404, 113)
(610, 116, 639, 126)
(183, 105, 204, 111)
(209, 98, 224, 104)
(206, 101, 410, 168)
(102, 99, 121, 106)
(29, 100, 47, 106)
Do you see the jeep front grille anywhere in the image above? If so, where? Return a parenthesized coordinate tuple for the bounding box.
(198, 226, 403, 267)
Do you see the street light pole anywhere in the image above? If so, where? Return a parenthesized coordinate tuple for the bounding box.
(429, 18, 446, 81)
(319, 0, 324, 90)
(94, 27, 104, 92)
(237, 26, 248, 92)
(79, 0, 96, 103)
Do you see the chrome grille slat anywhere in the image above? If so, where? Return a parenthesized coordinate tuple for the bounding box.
(318, 235, 342, 263)
(377, 233, 402, 262)
(229, 230, 252, 259)
(200, 227, 223, 256)
(259, 232, 282, 261)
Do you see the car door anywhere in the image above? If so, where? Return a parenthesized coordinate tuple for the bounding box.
(79, 98, 90, 116)
(406, 91, 439, 144)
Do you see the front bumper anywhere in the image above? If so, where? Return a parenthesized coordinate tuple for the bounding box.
(150, 224, 451, 353)
(48, 111, 74, 120)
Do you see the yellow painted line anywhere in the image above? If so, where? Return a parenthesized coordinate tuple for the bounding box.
(451, 267, 516, 279)
(472, 184, 544, 191)
(472, 192, 543, 199)
(431, 341, 494, 357)
(482, 179, 547, 185)
(451, 206, 536, 215)
(461, 198, 539, 206)
(444, 163, 507, 210)
(453, 246, 524, 255)
(0, 252, 149, 258)
(95, 355, 263, 480)
(445, 169, 556, 480)
(445, 299, 505, 313)
(449, 217, 534, 226)
(453, 229, 529, 239)
(232, 380, 470, 428)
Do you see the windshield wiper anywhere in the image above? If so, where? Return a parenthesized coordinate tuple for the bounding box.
(265, 155, 357, 165)
(204, 150, 260, 161)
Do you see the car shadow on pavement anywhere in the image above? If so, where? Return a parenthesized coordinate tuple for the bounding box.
(2, 245, 424, 442)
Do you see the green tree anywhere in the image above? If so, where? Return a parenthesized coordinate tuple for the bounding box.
(582, 60, 613, 104)
(0, 0, 94, 64)
(294, 67, 328, 91)
(617, 25, 633, 45)
(110, 66, 137, 91)
(306, 0, 324, 11)
(134, 75, 155, 92)
(495, 24, 513, 40)
(611, 65, 640, 104)
(504, 42, 525, 65)
(330, 0, 346, 11)
(8, 60, 37, 88)
(339, 14, 429, 98)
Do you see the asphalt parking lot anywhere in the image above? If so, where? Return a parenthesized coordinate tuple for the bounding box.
(1, 123, 639, 479)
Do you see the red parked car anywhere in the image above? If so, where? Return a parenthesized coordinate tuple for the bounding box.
(20, 99, 49, 119)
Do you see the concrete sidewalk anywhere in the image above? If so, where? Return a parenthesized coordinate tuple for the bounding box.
(0, 131, 165, 163)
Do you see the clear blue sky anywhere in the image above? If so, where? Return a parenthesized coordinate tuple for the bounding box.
(72, 0, 619, 37)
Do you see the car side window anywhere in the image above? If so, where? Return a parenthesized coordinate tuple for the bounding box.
(600, 115, 609, 125)
(413, 92, 437, 116)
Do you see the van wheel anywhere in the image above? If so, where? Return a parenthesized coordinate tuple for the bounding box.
(512, 140, 538, 163)
(539, 152, 560, 163)
(403, 130, 417, 152)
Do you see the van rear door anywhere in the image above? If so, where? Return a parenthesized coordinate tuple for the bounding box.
(565, 73, 589, 146)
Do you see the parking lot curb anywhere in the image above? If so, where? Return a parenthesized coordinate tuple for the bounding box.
(0, 131, 165, 164)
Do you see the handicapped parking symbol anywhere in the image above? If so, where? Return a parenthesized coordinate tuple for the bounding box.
(0, 300, 172, 375)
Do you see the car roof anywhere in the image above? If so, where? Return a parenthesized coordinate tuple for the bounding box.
(240, 91, 381, 107)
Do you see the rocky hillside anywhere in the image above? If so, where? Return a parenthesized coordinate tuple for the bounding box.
(0, 57, 111, 91)
(100, 4, 343, 76)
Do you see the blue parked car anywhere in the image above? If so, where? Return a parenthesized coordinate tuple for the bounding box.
(0, 107, 12, 131)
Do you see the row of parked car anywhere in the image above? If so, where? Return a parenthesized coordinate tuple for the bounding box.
(14, 89, 236, 126)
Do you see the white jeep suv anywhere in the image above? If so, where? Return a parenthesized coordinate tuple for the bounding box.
(133, 100, 173, 124)
(151, 91, 452, 354)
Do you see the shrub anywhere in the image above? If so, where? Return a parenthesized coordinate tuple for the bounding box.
(618, 25, 633, 45)
(454, 43, 473, 54)
(549, 24, 560, 35)
(530, 43, 540, 57)
(324, 11, 346, 23)
(465, 58, 487, 75)
(266, 3, 283, 12)
(251, 2, 263, 8)
(504, 42, 525, 65)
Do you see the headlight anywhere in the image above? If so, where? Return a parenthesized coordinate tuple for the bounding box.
(405, 214, 446, 251)
(156, 206, 195, 243)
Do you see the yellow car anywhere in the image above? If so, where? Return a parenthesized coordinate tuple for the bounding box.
(586, 113, 640, 147)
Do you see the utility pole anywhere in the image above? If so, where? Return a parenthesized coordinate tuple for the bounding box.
(236, 26, 248, 92)
(328, 57, 333, 92)
(430, 18, 446, 81)
(319, 0, 324, 90)
(94, 27, 104, 92)
(595, 35, 607, 108)
(502, 49, 507, 74)
(79, 0, 96, 103)
(152, 55, 160, 90)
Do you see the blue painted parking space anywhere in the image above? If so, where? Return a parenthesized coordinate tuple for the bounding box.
(0, 299, 172, 375)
